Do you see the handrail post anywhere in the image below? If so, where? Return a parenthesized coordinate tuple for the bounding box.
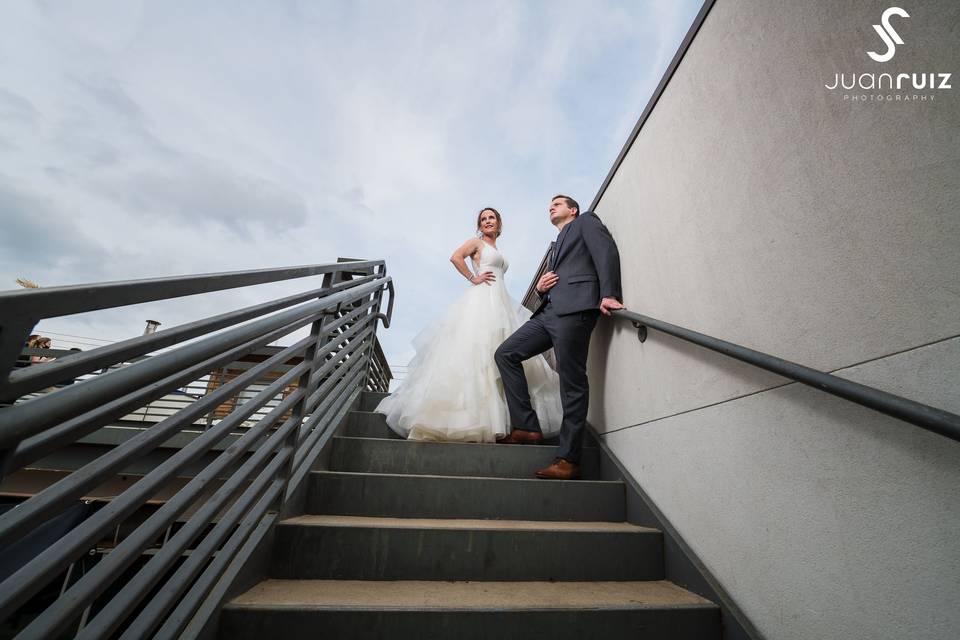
(631, 320, 648, 343)
(363, 269, 388, 391)
(0, 318, 39, 475)
(0, 318, 35, 478)
(0, 318, 37, 394)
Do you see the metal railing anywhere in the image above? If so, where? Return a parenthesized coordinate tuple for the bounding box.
(10, 354, 301, 431)
(612, 309, 960, 442)
(366, 338, 392, 393)
(523, 245, 960, 444)
(0, 259, 394, 638)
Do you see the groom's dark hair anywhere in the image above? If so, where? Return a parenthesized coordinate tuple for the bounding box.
(552, 194, 580, 216)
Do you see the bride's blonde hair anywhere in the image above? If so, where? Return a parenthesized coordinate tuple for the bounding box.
(476, 207, 502, 238)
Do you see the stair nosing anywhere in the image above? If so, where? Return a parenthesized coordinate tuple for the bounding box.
(312, 470, 623, 485)
(278, 514, 657, 534)
(226, 580, 718, 611)
(226, 602, 717, 612)
(333, 434, 598, 450)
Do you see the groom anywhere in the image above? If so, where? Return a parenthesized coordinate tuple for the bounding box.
(495, 195, 623, 479)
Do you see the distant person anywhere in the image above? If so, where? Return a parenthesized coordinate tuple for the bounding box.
(375, 207, 563, 442)
(495, 195, 623, 480)
(15, 335, 41, 369)
(27, 335, 56, 364)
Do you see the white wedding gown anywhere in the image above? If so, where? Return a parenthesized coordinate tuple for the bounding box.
(375, 243, 563, 442)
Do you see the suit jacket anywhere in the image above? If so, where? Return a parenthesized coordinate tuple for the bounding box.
(537, 211, 622, 316)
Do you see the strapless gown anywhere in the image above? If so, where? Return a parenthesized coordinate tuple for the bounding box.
(375, 243, 562, 442)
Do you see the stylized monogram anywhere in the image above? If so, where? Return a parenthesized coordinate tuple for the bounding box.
(867, 7, 910, 62)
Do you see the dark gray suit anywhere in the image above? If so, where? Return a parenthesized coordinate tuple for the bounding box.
(495, 212, 622, 463)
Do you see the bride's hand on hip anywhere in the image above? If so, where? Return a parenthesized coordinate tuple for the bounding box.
(471, 271, 496, 286)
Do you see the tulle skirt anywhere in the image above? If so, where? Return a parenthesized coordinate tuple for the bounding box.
(375, 279, 562, 442)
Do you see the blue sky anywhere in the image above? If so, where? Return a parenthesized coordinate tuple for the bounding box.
(0, 0, 703, 366)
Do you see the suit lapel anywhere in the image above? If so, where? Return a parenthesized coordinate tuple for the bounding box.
(551, 219, 575, 269)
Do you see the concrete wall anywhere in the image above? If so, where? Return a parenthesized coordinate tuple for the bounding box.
(588, 1, 960, 639)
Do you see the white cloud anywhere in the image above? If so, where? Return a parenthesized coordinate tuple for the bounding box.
(0, 0, 704, 364)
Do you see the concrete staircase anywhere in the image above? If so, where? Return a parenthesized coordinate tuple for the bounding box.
(219, 391, 721, 639)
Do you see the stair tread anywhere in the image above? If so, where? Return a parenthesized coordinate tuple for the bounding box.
(308, 471, 626, 522)
(228, 579, 717, 610)
(280, 514, 656, 533)
(313, 470, 620, 485)
(330, 432, 602, 479)
(334, 434, 595, 449)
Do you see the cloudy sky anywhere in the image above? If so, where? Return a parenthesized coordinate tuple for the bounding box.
(0, 0, 702, 367)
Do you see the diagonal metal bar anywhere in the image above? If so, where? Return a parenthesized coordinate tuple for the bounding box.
(293, 352, 371, 473)
(72, 425, 294, 640)
(0, 258, 394, 636)
(0, 277, 388, 447)
(154, 480, 284, 640)
(163, 375, 366, 640)
(288, 375, 366, 500)
(112, 362, 367, 640)
(0, 335, 313, 548)
(0, 261, 384, 392)
(3, 274, 377, 400)
(14, 403, 303, 639)
(0, 260, 384, 320)
(22, 347, 372, 639)
(5, 319, 316, 474)
(0, 317, 375, 608)
(0, 367, 307, 620)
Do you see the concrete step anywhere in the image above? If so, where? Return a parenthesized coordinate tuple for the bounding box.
(359, 391, 389, 412)
(329, 436, 600, 479)
(270, 515, 662, 581)
(221, 579, 721, 639)
(341, 410, 571, 445)
(307, 471, 625, 521)
(341, 411, 403, 439)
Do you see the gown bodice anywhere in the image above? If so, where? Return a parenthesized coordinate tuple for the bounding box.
(473, 243, 509, 278)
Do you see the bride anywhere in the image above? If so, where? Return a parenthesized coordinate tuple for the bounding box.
(375, 207, 562, 442)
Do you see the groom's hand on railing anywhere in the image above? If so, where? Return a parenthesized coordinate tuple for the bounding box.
(600, 297, 625, 316)
(536, 271, 559, 295)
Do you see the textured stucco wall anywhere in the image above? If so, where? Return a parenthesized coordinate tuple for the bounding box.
(588, 1, 960, 639)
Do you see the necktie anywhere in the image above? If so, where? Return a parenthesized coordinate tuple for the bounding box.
(551, 225, 569, 270)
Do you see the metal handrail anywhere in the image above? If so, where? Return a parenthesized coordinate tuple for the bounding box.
(1, 273, 380, 401)
(614, 309, 960, 443)
(522, 244, 960, 443)
(0, 262, 385, 400)
(0, 259, 394, 638)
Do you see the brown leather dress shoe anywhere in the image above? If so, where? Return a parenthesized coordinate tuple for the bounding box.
(496, 429, 544, 445)
(535, 458, 581, 480)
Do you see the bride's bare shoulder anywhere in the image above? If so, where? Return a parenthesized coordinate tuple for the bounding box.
(451, 236, 483, 260)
